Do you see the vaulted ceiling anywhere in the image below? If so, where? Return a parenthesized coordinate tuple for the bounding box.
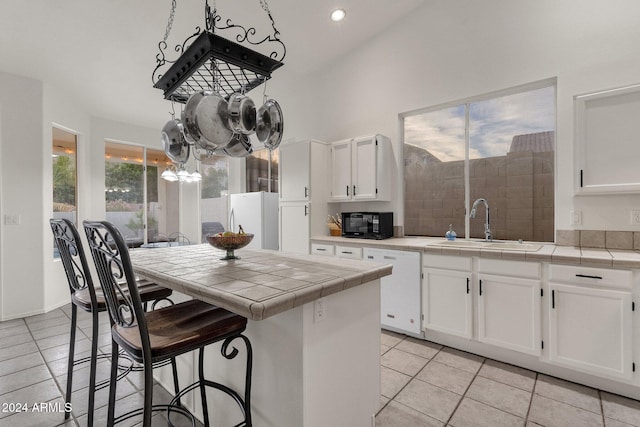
(0, 0, 425, 129)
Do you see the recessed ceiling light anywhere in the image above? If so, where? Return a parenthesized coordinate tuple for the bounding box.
(330, 9, 346, 22)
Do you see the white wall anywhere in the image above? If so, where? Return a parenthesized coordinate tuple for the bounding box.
(0, 72, 46, 319)
(281, 0, 640, 232)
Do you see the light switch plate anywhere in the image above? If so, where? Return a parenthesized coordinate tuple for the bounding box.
(4, 214, 20, 225)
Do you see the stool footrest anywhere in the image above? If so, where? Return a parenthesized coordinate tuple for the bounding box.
(113, 403, 196, 427)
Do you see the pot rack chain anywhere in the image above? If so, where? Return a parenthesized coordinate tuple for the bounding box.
(203, 0, 286, 61)
(163, 0, 177, 42)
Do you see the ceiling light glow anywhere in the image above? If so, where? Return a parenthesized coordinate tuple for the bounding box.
(330, 9, 346, 22)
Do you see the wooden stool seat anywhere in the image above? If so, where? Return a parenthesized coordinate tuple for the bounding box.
(113, 300, 247, 362)
(71, 282, 173, 312)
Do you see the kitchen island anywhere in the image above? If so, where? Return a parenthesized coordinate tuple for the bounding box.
(129, 244, 392, 427)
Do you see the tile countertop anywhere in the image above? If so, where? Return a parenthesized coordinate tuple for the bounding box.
(310, 236, 640, 269)
(129, 244, 392, 321)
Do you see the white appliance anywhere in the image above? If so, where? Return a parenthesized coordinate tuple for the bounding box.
(363, 247, 422, 336)
(229, 191, 279, 250)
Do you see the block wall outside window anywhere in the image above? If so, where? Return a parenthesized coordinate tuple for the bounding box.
(403, 82, 556, 242)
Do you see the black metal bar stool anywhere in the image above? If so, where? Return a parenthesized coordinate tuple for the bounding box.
(50, 219, 178, 426)
(83, 220, 252, 427)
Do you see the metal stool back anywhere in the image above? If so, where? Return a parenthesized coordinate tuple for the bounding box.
(83, 220, 252, 427)
(50, 218, 177, 426)
(50, 218, 101, 425)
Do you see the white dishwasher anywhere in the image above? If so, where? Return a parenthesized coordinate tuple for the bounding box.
(363, 248, 421, 336)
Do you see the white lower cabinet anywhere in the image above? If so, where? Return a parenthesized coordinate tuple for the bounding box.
(423, 254, 473, 338)
(364, 248, 421, 336)
(423, 268, 472, 338)
(548, 265, 634, 381)
(423, 256, 543, 357)
(279, 203, 309, 254)
(477, 273, 541, 356)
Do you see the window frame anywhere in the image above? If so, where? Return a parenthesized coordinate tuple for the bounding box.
(400, 78, 557, 242)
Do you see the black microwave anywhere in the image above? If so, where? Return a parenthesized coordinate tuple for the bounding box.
(341, 212, 393, 240)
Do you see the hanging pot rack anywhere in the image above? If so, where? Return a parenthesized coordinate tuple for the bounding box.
(152, 0, 286, 103)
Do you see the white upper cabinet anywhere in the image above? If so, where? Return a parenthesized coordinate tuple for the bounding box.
(330, 134, 392, 202)
(330, 139, 352, 201)
(279, 140, 311, 202)
(575, 83, 640, 194)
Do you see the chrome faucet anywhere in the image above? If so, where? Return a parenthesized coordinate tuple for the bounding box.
(470, 198, 492, 241)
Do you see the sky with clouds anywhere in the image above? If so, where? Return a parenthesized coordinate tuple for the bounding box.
(404, 86, 555, 162)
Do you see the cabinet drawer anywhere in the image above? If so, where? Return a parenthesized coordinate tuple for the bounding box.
(478, 258, 540, 279)
(311, 243, 335, 257)
(336, 245, 362, 259)
(423, 254, 472, 271)
(549, 265, 632, 290)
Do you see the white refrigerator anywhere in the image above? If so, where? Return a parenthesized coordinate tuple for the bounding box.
(229, 191, 279, 250)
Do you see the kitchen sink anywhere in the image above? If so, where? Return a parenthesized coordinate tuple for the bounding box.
(433, 240, 542, 252)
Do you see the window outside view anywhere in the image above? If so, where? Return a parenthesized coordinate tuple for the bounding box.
(200, 154, 229, 242)
(246, 147, 279, 193)
(52, 127, 77, 257)
(404, 83, 556, 242)
(105, 142, 179, 246)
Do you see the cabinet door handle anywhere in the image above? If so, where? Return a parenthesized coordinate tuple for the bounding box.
(383, 256, 396, 260)
(304, 205, 308, 216)
(466, 277, 470, 294)
(552, 289, 555, 309)
(367, 255, 373, 259)
(353, 185, 356, 196)
(386, 314, 395, 319)
(479, 279, 483, 296)
(575, 274, 603, 280)
(304, 186, 308, 198)
(316, 248, 326, 251)
(342, 251, 353, 254)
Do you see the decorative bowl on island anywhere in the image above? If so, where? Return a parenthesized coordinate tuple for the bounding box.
(206, 232, 254, 260)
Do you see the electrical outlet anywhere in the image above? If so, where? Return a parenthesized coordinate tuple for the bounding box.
(314, 298, 326, 323)
(631, 210, 640, 225)
(570, 210, 582, 226)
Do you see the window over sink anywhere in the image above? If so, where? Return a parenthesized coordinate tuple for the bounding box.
(402, 79, 556, 242)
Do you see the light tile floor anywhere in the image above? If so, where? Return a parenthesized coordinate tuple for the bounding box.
(3, 306, 640, 427)
(376, 330, 640, 427)
(0, 304, 202, 427)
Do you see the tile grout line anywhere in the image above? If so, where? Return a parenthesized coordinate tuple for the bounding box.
(522, 371, 538, 425)
(443, 358, 487, 426)
(378, 335, 444, 416)
(598, 390, 606, 426)
(10, 314, 80, 427)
